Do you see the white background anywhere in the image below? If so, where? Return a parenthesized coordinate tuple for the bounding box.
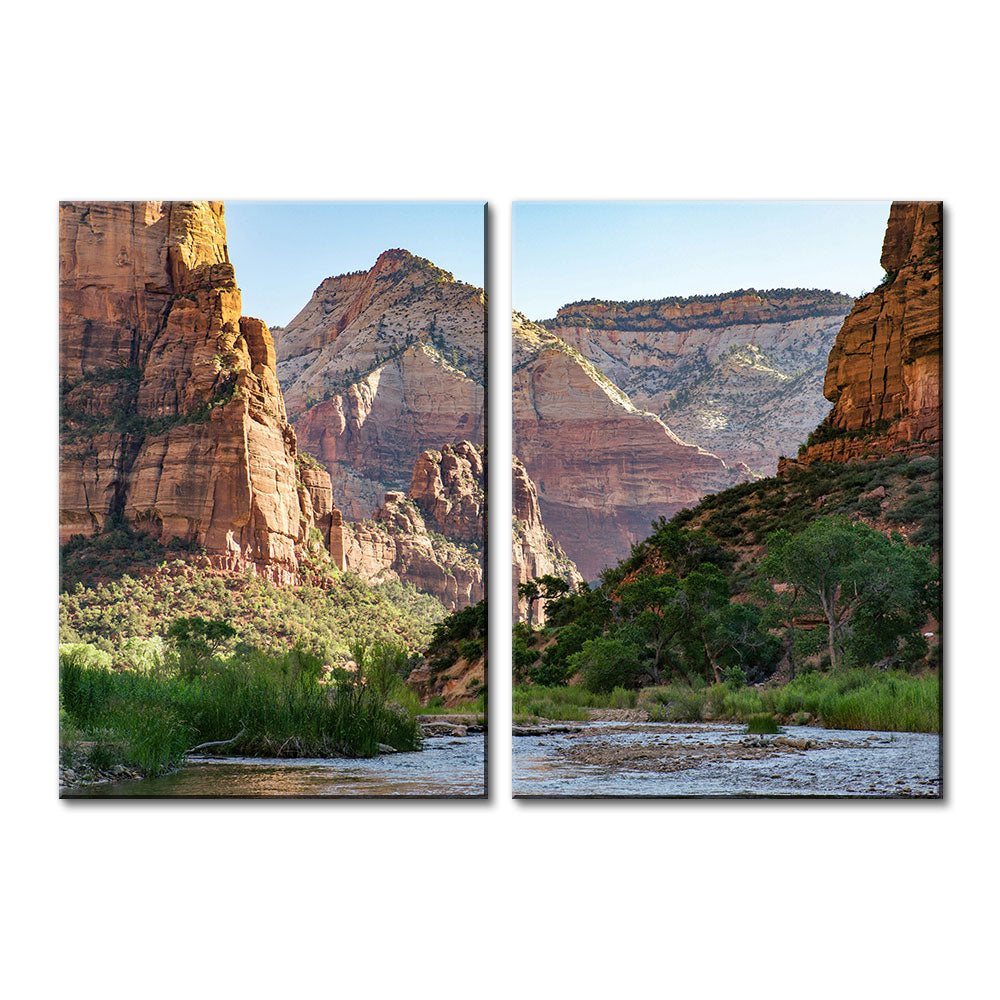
(3, 2, 997, 997)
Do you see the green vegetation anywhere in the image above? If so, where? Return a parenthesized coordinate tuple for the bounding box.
(746, 714, 781, 734)
(662, 453, 941, 563)
(514, 670, 939, 733)
(61, 524, 207, 590)
(60, 549, 445, 664)
(421, 599, 487, 705)
(517, 573, 569, 628)
(60, 364, 243, 444)
(515, 452, 941, 734)
(799, 417, 892, 454)
(421, 693, 487, 716)
(513, 684, 636, 724)
(60, 630, 422, 778)
(295, 449, 327, 473)
(516, 513, 935, 704)
(758, 516, 937, 671)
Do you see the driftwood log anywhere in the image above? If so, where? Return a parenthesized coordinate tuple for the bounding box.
(185, 727, 246, 755)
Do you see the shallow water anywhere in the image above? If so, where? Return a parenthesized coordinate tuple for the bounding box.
(66, 735, 486, 798)
(513, 722, 941, 797)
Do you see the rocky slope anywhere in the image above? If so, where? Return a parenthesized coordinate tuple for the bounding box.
(546, 290, 853, 476)
(407, 598, 486, 707)
(275, 250, 486, 520)
(59, 201, 343, 584)
(791, 202, 942, 466)
(512, 457, 583, 623)
(342, 443, 484, 610)
(407, 653, 486, 708)
(513, 312, 745, 580)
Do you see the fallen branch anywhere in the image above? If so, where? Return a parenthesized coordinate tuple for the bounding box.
(186, 727, 246, 755)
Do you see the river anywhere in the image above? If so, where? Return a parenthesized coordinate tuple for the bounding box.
(513, 721, 941, 797)
(64, 734, 486, 798)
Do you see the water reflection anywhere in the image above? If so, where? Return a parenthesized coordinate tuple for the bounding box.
(66, 735, 486, 798)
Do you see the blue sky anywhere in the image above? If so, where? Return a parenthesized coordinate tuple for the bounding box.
(225, 202, 485, 327)
(513, 202, 892, 320)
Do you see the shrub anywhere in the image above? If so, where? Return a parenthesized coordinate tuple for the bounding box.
(746, 714, 780, 734)
(571, 637, 643, 693)
(722, 666, 747, 689)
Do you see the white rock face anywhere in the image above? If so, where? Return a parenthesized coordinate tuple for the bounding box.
(550, 296, 852, 476)
(276, 249, 485, 519)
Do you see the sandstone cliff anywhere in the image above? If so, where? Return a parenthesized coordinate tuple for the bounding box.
(342, 443, 484, 610)
(513, 312, 744, 580)
(791, 202, 942, 465)
(276, 250, 485, 520)
(547, 290, 853, 476)
(59, 201, 343, 584)
(512, 456, 583, 623)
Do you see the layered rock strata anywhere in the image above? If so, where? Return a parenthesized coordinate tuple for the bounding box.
(547, 290, 853, 475)
(59, 201, 343, 583)
(512, 457, 583, 623)
(790, 202, 942, 466)
(513, 312, 745, 580)
(276, 250, 486, 520)
(342, 443, 484, 610)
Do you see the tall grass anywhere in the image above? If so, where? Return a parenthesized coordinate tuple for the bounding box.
(513, 684, 636, 722)
(516, 670, 940, 733)
(746, 714, 780, 734)
(59, 643, 422, 778)
(421, 693, 487, 716)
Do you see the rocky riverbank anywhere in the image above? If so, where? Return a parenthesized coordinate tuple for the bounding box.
(418, 713, 485, 738)
(59, 743, 145, 794)
(513, 720, 942, 797)
(553, 725, 834, 773)
(61, 716, 484, 795)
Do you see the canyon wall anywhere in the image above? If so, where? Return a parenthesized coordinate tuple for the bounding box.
(342, 443, 484, 610)
(59, 201, 342, 584)
(513, 312, 744, 580)
(791, 202, 942, 466)
(548, 290, 853, 476)
(276, 250, 486, 520)
(512, 456, 583, 623)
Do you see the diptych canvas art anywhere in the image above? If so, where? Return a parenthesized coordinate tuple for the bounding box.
(58, 200, 942, 800)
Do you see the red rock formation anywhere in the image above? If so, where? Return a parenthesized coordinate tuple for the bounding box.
(548, 289, 854, 332)
(513, 312, 744, 580)
(408, 441, 485, 543)
(59, 201, 342, 583)
(512, 457, 583, 623)
(791, 202, 942, 466)
(276, 250, 485, 519)
(547, 290, 853, 476)
(342, 444, 484, 610)
(296, 464, 345, 572)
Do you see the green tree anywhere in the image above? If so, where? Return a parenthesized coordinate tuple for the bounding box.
(518, 573, 572, 627)
(678, 565, 731, 683)
(570, 635, 643, 693)
(705, 602, 780, 682)
(517, 579, 540, 626)
(759, 516, 937, 670)
(754, 575, 805, 679)
(617, 573, 688, 684)
(536, 574, 571, 600)
(166, 616, 237, 678)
